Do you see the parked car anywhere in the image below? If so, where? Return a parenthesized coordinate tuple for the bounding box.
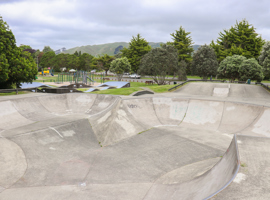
(129, 73, 141, 79)
(91, 70, 96, 73)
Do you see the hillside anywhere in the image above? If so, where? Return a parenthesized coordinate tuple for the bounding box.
(64, 42, 201, 56)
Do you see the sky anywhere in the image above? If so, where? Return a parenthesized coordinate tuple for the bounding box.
(1, 0, 270, 51)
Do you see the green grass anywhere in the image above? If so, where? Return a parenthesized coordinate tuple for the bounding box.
(0, 91, 30, 96)
(92, 87, 143, 95)
(77, 88, 90, 92)
(145, 85, 174, 93)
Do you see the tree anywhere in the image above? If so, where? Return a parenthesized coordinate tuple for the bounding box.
(36, 51, 44, 71)
(0, 16, 37, 88)
(52, 53, 69, 72)
(211, 19, 265, 62)
(239, 58, 264, 82)
(74, 51, 78, 56)
(191, 45, 218, 80)
(79, 53, 94, 71)
(40, 51, 56, 69)
(42, 46, 54, 53)
(19, 44, 32, 50)
(258, 41, 270, 79)
(178, 60, 187, 81)
(167, 26, 194, 75)
(67, 54, 79, 70)
(218, 55, 247, 82)
(121, 34, 151, 73)
(96, 54, 115, 75)
(109, 57, 131, 81)
(139, 44, 178, 85)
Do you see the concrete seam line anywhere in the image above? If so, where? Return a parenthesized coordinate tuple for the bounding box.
(204, 134, 240, 200)
(102, 99, 122, 145)
(87, 97, 120, 118)
(216, 101, 226, 131)
(49, 127, 63, 138)
(178, 98, 190, 126)
(85, 93, 99, 113)
(151, 97, 163, 125)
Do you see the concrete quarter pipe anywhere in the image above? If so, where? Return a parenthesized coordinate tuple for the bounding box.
(0, 82, 270, 199)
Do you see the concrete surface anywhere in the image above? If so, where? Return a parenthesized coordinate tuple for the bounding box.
(0, 83, 270, 199)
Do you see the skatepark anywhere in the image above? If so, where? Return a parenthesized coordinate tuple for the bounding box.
(0, 82, 269, 199)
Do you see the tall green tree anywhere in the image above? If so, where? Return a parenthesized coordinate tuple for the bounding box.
(121, 34, 151, 73)
(178, 60, 187, 81)
(192, 45, 218, 80)
(211, 19, 265, 62)
(258, 41, 270, 79)
(42, 46, 54, 53)
(96, 54, 115, 75)
(167, 26, 194, 76)
(167, 26, 194, 75)
(139, 44, 178, 85)
(0, 16, 37, 88)
(110, 57, 131, 81)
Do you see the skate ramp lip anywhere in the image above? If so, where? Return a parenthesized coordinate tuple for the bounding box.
(174, 82, 270, 100)
(0, 93, 268, 199)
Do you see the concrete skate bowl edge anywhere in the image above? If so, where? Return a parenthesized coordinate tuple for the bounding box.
(0, 93, 269, 199)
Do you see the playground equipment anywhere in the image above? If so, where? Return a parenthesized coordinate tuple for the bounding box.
(39, 69, 54, 76)
(56, 70, 105, 85)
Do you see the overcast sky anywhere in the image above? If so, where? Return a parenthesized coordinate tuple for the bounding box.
(1, 0, 270, 51)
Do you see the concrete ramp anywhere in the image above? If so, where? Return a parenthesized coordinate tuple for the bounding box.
(213, 135, 270, 199)
(175, 82, 270, 100)
(144, 135, 240, 200)
(0, 101, 34, 130)
(152, 98, 188, 125)
(181, 100, 224, 130)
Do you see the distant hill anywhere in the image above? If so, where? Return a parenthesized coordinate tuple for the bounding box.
(193, 45, 201, 51)
(64, 42, 201, 56)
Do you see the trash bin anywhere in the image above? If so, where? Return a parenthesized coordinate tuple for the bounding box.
(247, 79, 251, 84)
(174, 82, 177, 85)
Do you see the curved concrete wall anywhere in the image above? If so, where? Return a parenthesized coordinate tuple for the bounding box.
(1, 94, 269, 143)
(144, 135, 240, 200)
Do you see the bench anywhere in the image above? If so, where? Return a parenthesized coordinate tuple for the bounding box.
(145, 81, 154, 85)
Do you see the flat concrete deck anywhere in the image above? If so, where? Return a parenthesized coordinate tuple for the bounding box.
(0, 82, 270, 199)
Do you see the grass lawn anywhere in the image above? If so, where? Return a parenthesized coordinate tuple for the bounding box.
(145, 84, 175, 93)
(91, 87, 143, 95)
(0, 91, 30, 96)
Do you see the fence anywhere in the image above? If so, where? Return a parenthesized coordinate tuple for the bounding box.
(56, 71, 105, 85)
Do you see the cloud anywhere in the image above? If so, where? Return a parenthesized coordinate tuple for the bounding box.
(0, 0, 270, 51)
